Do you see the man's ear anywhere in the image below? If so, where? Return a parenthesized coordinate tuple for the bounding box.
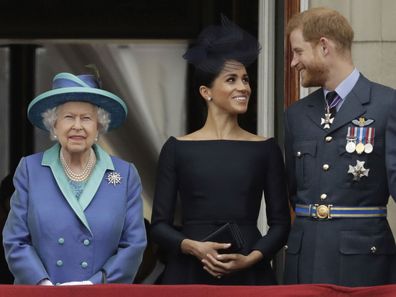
(319, 37, 330, 55)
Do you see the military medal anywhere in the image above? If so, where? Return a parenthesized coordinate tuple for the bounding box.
(364, 127, 375, 154)
(321, 112, 334, 129)
(321, 93, 341, 129)
(355, 126, 367, 154)
(348, 160, 369, 181)
(351, 117, 376, 155)
(355, 142, 365, 154)
(346, 141, 356, 153)
(345, 127, 357, 153)
(346, 117, 376, 155)
(364, 143, 373, 154)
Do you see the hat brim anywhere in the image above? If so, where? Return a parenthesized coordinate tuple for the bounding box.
(27, 87, 128, 131)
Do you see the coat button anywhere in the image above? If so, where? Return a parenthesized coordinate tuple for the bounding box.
(325, 136, 332, 142)
(81, 261, 88, 269)
(322, 164, 330, 171)
(296, 151, 302, 158)
(58, 238, 65, 245)
(370, 246, 377, 253)
(320, 193, 327, 200)
(56, 260, 63, 267)
(83, 239, 90, 246)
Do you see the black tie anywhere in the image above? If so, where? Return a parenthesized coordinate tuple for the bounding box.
(326, 91, 338, 116)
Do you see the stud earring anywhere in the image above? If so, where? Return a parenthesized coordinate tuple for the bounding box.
(207, 97, 212, 101)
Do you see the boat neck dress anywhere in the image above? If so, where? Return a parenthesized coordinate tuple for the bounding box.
(151, 136, 290, 285)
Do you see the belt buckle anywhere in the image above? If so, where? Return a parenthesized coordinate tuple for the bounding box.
(314, 204, 333, 219)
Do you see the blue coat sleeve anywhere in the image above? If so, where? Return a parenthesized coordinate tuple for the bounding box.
(89, 163, 147, 284)
(2, 158, 50, 284)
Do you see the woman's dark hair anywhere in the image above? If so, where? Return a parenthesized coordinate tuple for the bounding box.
(195, 66, 219, 88)
(192, 66, 220, 98)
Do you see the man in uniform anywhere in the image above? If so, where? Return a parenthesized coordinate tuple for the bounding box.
(283, 7, 396, 286)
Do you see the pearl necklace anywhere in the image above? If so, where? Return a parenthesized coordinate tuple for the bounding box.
(60, 149, 96, 182)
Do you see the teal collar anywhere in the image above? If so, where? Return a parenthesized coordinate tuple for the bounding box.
(42, 143, 114, 233)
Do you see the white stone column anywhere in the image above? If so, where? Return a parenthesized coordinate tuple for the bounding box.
(257, 0, 276, 234)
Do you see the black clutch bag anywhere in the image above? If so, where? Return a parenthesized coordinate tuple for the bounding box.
(201, 222, 245, 254)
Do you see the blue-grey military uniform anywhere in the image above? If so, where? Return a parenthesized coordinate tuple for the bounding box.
(283, 73, 396, 286)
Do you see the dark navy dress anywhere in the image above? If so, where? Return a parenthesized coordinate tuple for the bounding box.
(151, 136, 290, 285)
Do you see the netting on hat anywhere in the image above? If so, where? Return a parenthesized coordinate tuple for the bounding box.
(183, 15, 261, 74)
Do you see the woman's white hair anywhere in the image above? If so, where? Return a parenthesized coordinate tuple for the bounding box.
(41, 103, 111, 141)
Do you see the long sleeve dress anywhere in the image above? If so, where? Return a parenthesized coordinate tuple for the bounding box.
(151, 136, 290, 285)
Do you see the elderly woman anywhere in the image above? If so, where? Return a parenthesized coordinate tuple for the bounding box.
(3, 72, 147, 285)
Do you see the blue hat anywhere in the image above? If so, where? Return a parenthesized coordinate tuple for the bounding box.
(27, 72, 128, 131)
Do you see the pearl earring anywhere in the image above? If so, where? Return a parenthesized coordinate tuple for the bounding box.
(207, 97, 212, 101)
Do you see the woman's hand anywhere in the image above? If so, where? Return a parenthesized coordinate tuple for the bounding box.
(181, 239, 231, 262)
(202, 250, 263, 278)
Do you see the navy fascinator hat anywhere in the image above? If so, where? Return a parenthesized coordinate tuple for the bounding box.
(183, 15, 261, 73)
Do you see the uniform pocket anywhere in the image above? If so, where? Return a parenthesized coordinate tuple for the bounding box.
(284, 230, 303, 284)
(339, 230, 396, 286)
(293, 141, 317, 189)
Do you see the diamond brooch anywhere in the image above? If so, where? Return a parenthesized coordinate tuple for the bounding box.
(107, 171, 122, 186)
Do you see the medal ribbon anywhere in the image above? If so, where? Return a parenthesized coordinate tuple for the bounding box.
(357, 127, 366, 145)
(347, 126, 357, 141)
(346, 126, 357, 154)
(367, 127, 374, 145)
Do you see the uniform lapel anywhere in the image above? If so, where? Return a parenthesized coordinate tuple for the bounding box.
(328, 75, 371, 133)
(79, 144, 115, 211)
(305, 90, 326, 129)
(42, 144, 92, 234)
